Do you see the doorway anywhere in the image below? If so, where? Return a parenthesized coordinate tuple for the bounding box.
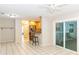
(21, 17, 41, 45)
(21, 20, 29, 43)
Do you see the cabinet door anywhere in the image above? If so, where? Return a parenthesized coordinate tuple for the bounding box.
(0, 29, 1, 42)
(0, 19, 15, 27)
(1, 28, 15, 43)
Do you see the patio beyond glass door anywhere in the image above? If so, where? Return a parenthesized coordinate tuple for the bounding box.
(65, 21, 77, 51)
(56, 23, 63, 47)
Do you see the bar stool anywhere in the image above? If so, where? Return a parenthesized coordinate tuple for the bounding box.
(32, 36, 39, 46)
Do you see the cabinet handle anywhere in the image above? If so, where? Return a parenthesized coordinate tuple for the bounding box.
(1, 28, 3, 30)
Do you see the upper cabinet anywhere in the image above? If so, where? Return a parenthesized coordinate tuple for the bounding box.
(0, 17, 15, 27)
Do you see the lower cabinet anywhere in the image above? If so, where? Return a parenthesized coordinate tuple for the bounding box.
(0, 28, 15, 43)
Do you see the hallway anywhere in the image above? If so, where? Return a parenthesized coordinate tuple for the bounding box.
(0, 43, 78, 55)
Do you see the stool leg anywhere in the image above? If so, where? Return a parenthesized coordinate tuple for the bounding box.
(36, 38, 39, 45)
(35, 38, 37, 46)
(38, 40, 39, 45)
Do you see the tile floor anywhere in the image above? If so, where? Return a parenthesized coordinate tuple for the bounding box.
(0, 42, 78, 55)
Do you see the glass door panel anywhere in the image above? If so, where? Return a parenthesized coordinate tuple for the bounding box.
(56, 23, 63, 47)
(65, 21, 77, 51)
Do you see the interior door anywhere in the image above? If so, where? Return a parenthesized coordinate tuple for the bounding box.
(56, 22, 64, 47)
(65, 21, 77, 51)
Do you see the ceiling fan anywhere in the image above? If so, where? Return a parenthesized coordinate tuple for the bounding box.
(40, 4, 67, 14)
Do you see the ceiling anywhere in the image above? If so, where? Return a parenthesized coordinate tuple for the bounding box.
(0, 4, 48, 18)
(0, 4, 79, 18)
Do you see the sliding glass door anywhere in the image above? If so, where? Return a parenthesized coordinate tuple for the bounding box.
(56, 23, 63, 47)
(65, 21, 77, 51)
(56, 21, 77, 51)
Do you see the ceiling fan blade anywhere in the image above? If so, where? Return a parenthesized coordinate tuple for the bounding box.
(38, 4, 62, 15)
(57, 4, 68, 7)
(39, 4, 49, 8)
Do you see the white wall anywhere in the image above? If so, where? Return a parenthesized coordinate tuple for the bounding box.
(15, 19, 22, 44)
(41, 16, 53, 46)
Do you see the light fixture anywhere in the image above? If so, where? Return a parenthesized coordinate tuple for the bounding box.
(0, 12, 19, 18)
(30, 21, 36, 25)
(9, 14, 19, 18)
